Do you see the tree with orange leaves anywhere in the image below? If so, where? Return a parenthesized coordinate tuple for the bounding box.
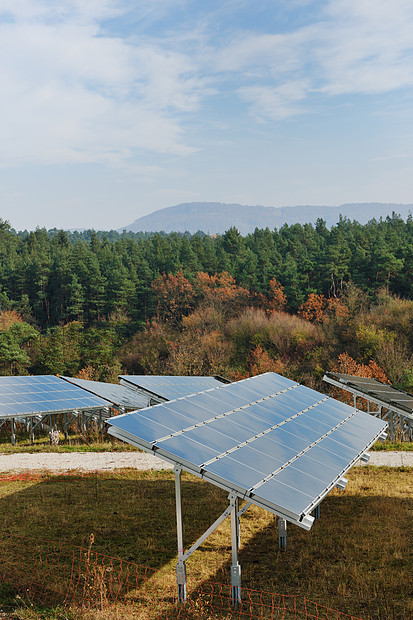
(298, 293, 348, 323)
(267, 277, 287, 313)
(335, 352, 389, 383)
(194, 271, 250, 317)
(330, 352, 389, 406)
(151, 270, 195, 327)
(298, 293, 327, 323)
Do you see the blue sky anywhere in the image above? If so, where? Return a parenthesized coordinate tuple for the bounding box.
(1, 0, 413, 231)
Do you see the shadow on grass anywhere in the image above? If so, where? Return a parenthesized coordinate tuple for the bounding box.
(0, 469, 412, 620)
(196, 491, 413, 620)
(0, 471, 229, 568)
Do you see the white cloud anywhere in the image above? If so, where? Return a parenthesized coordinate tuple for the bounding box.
(209, 0, 413, 119)
(238, 81, 310, 121)
(2, 0, 413, 169)
(317, 1, 413, 95)
(0, 1, 202, 167)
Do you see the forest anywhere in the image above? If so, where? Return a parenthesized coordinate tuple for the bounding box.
(0, 213, 413, 393)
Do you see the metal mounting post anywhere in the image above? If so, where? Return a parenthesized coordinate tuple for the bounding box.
(172, 477, 247, 605)
(174, 467, 186, 603)
(388, 411, 395, 441)
(230, 494, 241, 604)
(11, 418, 15, 446)
(278, 518, 287, 550)
(313, 504, 320, 520)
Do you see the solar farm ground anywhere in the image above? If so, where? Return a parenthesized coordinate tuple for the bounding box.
(0, 466, 411, 620)
(0, 436, 411, 453)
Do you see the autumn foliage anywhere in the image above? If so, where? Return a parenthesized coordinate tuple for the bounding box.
(0, 310, 23, 331)
(151, 271, 195, 326)
(298, 293, 348, 323)
(331, 352, 390, 406)
(267, 278, 287, 313)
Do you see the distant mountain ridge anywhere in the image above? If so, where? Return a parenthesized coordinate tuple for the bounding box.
(120, 202, 413, 235)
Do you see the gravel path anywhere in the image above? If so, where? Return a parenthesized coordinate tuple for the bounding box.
(0, 451, 411, 473)
(0, 451, 173, 473)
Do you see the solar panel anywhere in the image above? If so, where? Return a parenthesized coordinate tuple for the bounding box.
(108, 372, 387, 528)
(323, 372, 413, 420)
(0, 375, 109, 419)
(61, 376, 149, 409)
(119, 375, 228, 401)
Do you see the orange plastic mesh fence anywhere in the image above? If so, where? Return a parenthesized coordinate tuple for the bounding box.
(0, 533, 156, 608)
(0, 534, 364, 620)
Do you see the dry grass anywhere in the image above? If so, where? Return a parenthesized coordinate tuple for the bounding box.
(0, 437, 136, 454)
(0, 467, 411, 620)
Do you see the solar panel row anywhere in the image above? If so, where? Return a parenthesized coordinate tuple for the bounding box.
(61, 376, 149, 409)
(0, 375, 109, 419)
(324, 372, 413, 417)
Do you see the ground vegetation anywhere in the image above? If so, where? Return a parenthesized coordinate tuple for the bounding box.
(0, 467, 411, 619)
(0, 215, 412, 394)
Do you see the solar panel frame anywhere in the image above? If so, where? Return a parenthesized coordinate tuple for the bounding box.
(108, 372, 387, 529)
(119, 375, 226, 401)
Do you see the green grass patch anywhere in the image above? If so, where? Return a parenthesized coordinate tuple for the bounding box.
(371, 440, 413, 451)
(0, 438, 135, 454)
(0, 467, 411, 620)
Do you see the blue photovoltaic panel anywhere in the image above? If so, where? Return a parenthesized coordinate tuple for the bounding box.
(0, 375, 109, 419)
(108, 372, 387, 527)
(119, 375, 227, 401)
(61, 376, 148, 409)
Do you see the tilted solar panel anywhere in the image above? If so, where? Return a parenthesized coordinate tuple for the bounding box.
(323, 372, 413, 418)
(0, 375, 109, 419)
(61, 376, 148, 409)
(119, 375, 227, 401)
(108, 372, 387, 529)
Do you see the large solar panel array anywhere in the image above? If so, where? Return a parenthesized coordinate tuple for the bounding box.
(0, 375, 109, 419)
(119, 375, 226, 402)
(324, 372, 413, 420)
(108, 372, 387, 529)
(61, 376, 149, 410)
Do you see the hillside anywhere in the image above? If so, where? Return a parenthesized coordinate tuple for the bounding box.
(120, 202, 413, 234)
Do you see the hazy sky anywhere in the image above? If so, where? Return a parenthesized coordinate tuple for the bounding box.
(1, 0, 413, 231)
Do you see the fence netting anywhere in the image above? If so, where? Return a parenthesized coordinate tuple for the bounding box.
(0, 533, 363, 620)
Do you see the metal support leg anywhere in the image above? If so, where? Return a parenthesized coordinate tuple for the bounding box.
(230, 495, 241, 604)
(64, 413, 68, 440)
(30, 417, 34, 444)
(389, 412, 395, 441)
(11, 418, 15, 446)
(353, 395, 357, 408)
(313, 504, 321, 520)
(175, 467, 187, 603)
(278, 518, 287, 550)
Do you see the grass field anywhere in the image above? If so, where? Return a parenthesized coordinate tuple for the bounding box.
(0, 434, 412, 453)
(0, 466, 411, 620)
